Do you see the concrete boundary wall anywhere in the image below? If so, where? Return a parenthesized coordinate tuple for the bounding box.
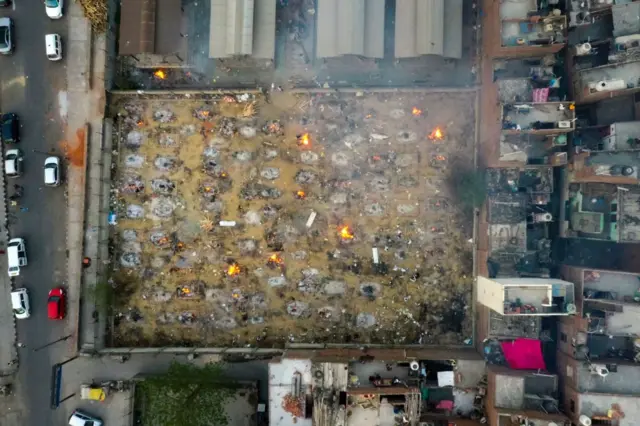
(110, 87, 479, 97)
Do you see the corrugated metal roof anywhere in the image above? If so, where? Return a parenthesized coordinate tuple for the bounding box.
(253, 0, 277, 59)
(443, 0, 463, 59)
(119, 0, 156, 55)
(154, 0, 182, 54)
(316, 0, 384, 59)
(209, 0, 275, 59)
(395, 0, 462, 59)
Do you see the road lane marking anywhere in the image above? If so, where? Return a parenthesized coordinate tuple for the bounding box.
(12, 0, 14, 10)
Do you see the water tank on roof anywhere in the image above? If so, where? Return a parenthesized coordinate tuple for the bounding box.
(594, 79, 626, 92)
(579, 415, 592, 426)
(576, 43, 592, 56)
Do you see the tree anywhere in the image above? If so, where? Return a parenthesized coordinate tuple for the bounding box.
(448, 168, 486, 213)
(137, 362, 236, 426)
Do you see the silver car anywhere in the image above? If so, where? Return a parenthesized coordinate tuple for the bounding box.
(0, 17, 13, 55)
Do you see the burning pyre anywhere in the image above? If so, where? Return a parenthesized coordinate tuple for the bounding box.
(412, 107, 423, 117)
(154, 70, 167, 80)
(339, 226, 354, 240)
(428, 127, 444, 141)
(227, 263, 241, 277)
(297, 133, 311, 147)
(267, 253, 284, 269)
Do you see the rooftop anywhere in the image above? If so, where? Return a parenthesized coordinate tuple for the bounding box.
(493, 370, 561, 413)
(583, 269, 640, 304)
(502, 103, 575, 132)
(575, 60, 640, 102)
(499, 133, 567, 164)
(269, 358, 313, 426)
(488, 309, 541, 339)
(612, 2, 640, 38)
(578, 393, 640, 426)
(478, 277, 576, 316)
(583, 333, 637, 360)
(499, 0, 567, 48)
(566, 185, 619, 241)
(575, 362, 640, 395)
(585, 300, 640, 334)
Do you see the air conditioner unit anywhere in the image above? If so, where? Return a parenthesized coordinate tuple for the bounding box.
(557, 121, 572, 128)
(534, 212, 553, 222)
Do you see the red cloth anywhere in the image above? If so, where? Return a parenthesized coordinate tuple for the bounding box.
(532, 88, 549, 103)
(500, 338, 546, 370)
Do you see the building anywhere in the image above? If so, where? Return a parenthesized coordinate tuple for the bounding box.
(315, 0, 463, 60)
(554, 263, 640, 426)
(502, 102, 576, 134)
(485, 0, 567, 59)
(118, 0, 183, 57)
(485, 366, 569, 426)
(561, 184, 640, 242)
(477, 277, 576, 316)
(570, 2, 640, 103)
(209, 0, 277, 59)
(269, 356, 488, 426)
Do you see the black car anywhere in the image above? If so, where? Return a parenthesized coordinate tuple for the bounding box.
(1, 113, 19, 144)
(0, 1, 11, 7)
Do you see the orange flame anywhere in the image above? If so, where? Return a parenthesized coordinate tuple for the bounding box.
(412, 107, 423, 116)
(154, 70, 166, 79)
(296, 190, 306, 199)
(227, 263, 240, 276)
(267, 253, 284, 267)
(298, 133, 310, 146)
(339, 226, 354, 240)
(137, 120, 144, 127)
(434, 155, 447, 161)
(181, 287, 191, 294)
(428, 127, 444, 140)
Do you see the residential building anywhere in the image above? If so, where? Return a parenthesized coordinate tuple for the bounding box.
(269, 357, 488, 426)
(485, 365, 569, 426)
(561, 183, 640, 242)
(491, 0, 567, 58)
(477, 277, 576, 316)
(570, 2, 640, 103)
(502, 102, 576, 134)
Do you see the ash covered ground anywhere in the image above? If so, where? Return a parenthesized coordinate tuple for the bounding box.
(109, 91, 476, 347)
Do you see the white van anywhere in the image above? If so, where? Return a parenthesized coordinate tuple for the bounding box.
(45, 34, 62, 61)
(7, 238, 27, 277)
(10, 288, 30, 319)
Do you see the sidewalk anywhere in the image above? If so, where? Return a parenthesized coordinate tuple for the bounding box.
(0, 141, 17, 376)
(65, 1, 107, 354)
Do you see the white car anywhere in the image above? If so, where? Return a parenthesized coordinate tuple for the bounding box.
(4, 148, 23, 178)
(45, 33, 62, 61)
(44, 156, 61, 186)
(69, 410, 103, 426)
(10, 288, 30, 319)
(45, 0, 63, 19)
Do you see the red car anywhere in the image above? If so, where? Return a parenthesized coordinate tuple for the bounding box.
(47, 287, 65, 320)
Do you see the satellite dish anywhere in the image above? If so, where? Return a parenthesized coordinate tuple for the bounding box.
(579, 415, 592, 426)
(410, 361, 420, 371)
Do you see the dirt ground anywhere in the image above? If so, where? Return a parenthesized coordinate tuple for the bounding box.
(109, 90, 476, 347)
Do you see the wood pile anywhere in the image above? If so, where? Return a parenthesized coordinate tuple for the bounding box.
(78, 0, 108, 33)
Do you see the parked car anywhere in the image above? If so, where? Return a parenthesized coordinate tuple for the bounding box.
(45, 33, 62, 61)
(68, 410, 102, 426)
(7, 237, 27, 277)
(47, 287, 65, 320)
(44, 156, 61, 186)
(4, 149, 23, 178)
(0, 17, 13, 54)
(1, 113, 19, 143)
(10, 288, 30, 319)
(45, 0, 63, 19)
(0, 1, 12, 7)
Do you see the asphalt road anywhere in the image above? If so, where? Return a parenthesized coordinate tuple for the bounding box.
(0, 1, 69, 424)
